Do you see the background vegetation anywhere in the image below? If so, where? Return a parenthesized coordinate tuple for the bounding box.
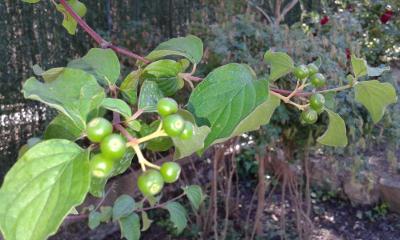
(1, 0, 399, 239)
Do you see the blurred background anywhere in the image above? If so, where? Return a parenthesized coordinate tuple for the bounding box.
(1, 0, 400, 239)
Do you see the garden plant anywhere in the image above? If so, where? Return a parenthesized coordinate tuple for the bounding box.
(0, 1, 398, 240)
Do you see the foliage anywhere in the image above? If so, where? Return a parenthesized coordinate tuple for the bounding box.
(0, 1, 398, 239)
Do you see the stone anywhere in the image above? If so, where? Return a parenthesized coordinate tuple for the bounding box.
(343, 174, 380, 205)
(379, 175, 400, 213)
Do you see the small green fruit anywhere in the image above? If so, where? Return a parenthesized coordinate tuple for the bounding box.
(137, 170, 165, 196)
(100, 134, 127, 160)
(310, 73, 326, 88)
(86, 117, 113, 143)
(309, 94, 325, 112)
(162, 114, 185, 137)
(179, 122, 194, 140)
(160, 162, 181, 183)
(90, 154, 114, 178)
(157, 97, 179, 117)
(307, 63, 319, 75)
(301, 109, 318, 124)
(293, 65, 309, 80)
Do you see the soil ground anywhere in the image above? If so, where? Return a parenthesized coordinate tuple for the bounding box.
(50, 185, 400, 240)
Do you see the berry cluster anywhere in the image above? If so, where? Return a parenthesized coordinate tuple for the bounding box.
(158, 98, 194, 139)
(136, 97, 191, 196)
(87, 117, 127, 178)
(293, 64, 327, 124)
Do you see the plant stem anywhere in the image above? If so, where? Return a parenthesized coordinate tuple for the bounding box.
(317, 84, 353, 94)
(65, 193, 186, 221)
(136, 193, 186, 212)
(137, 124, 167, 144)
(131, 144, 160, 170)
(270, 90, 309, 111)
(58, 0, 150, 64)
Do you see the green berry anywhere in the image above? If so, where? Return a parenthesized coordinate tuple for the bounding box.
(160, 162, 181, 183)
(162, 114, 185, 137)
(137, 170, 164, 196)
(293, 65, 309, 80)
(179, 122, 194, 140)
(90, 154, 114, 178)
(310, 73, 326, 88)
(86, 117, 113, 143)
(307, 63, 319, 75)
(301, 109, 318, 124)
(100, 134, 127, 160)
(157, 97, 179, 117)
(309, 94, 325, 112)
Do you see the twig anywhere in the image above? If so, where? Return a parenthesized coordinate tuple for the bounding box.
(274, 0, 282, 26)
(114, 123, 136, 142)
(58, 0, 150, 64)
(137, 193, 186, 212)
(94, 183, 115, 211)
(270, 90, 309, 111)
(247, 1, 273, 24)
(276, 0, 299, 25)
(251, 154, 266, 239)
(221, 138, 239, 240)
(65, 192, 186, 222)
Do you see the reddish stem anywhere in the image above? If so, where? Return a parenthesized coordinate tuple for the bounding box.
(58, 0, 318, 98)
(58, 0, 150, 64)
(114, 124, 136, 142)
(270, 88, 312, 97)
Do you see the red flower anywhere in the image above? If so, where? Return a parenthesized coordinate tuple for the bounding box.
(320, 16, 329, 25)
(345, 48, 351, 60)
(346, 4, 355, 12)
(380, 10, 393, 24)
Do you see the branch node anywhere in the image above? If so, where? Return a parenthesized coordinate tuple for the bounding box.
(100, 41, 112, 49)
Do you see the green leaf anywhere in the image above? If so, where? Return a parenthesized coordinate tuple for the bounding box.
(322, 92, 336, 110)
(68, 48, 120, 85)
(120, 70, 141, 105)
(367, 65, 390, 77)
(69, 208, 79, 215)
(89, 149, 135, 198)
(313, 57, 322, 68)
(354, 80, 397, 123)
(138, 81, 164, 112)
(101, 98, 132, 119)
(141, 211, 153, 231)
(171, 110, 210, 160)
(146, 35, 203, 64)
(112, 148, 135, 176)
(140, 120, 173, 152)
(164, 202, 187, 234)
(351, 55, 367, 79)
(32, 65, 65, 83)
(99, 206, 113, 222)
(126, 120, 141, 132)
(188, 63, 269, 148)
(317, 109, 348, 147)
(119, 213, 141, 240)
(226, 93, 280, 138)
(113, 195, 136, 221)
(0, 139, 90, 240)
(44, 113, 83, 141)
(142, 59, 184, 96)
(22, 68, 105, 130)
(264, 50, 294, 81)
(88, 211, 102, 230)
(184, 185, 204, 211)
(22, 0, 41, 3)
(89, 177, 108, 198)
(56, 1, 87, 35)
